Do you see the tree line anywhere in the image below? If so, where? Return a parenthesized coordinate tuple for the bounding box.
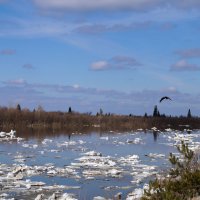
(152, 105, 192, 118)
(0, 104, 199, 132)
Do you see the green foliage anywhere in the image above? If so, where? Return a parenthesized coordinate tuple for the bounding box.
(142, 141, 200, 200)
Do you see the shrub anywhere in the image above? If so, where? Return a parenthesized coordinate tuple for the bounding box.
(142, 141, 200, 200)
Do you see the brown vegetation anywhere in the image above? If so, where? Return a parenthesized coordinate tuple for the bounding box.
(0, 105, 200, 133)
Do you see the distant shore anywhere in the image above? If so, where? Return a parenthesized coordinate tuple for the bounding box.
(0, 106, 200, 133)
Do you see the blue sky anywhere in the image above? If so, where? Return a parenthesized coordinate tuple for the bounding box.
(1, 0, 200, 116)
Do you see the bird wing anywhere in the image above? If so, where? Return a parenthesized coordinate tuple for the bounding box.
(159, 96, 172, 102)
(159, 97, 165, 102)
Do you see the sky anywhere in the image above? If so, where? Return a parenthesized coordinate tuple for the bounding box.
(1, 0, 200, 116)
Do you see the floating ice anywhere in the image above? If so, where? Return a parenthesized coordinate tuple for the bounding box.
(22, 143, 38, 149)
(42, 139, 53, 144)
(49, 192, 75, 200)
(100, 136, 109, 140)
(0, 130, 17, 141)
(84, 151, 102, 156)
(119, 155, 140, 166)
(146, 153, 165, 159)
(35, 194, 44, 200)
(56, 193, 78, 200)
(165, 128, 172, 132)
(0, 132, 6, 137)
(127, 138, 143, 144)
(1, 128, 200, 200)
(126, 188, 143, 200)
(0, 193, 9, 198)
(106, 169, 122, 177)
(151, 127, 158, 131)
(93, 196, 108, 200)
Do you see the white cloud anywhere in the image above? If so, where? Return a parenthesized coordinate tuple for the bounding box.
(171, 60, 200, 71)
(0, 17, 72, 38)
(74, 21, 152, 34)
(33, 0, 164, 11)
(73, 84, 80, 89)
(90, 56, 141, 71)
(90, 61, 109, 71)
(33, 0, 200, 12)
(4, 79, 27, 85)
(0, 3, 198, 40)
(1, 79, 200, 115)
(162, 86, 178, 93)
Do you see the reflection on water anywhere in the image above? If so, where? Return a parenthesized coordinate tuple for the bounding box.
(153, 131, 159, 141)
(0, 128, 200, 200)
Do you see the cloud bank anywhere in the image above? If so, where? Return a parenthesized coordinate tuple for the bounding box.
(1, 79, 200, 115)
(176, 48, 200, 58)
(33, 0, 200, 12)
(171, 60, 200, 71)
(74, 21, 152, 34)
(33, 0, 165, 11)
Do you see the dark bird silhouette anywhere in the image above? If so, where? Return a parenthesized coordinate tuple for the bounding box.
(159, 96, 172, 103)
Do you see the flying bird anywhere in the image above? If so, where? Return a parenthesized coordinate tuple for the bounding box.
(159, 96, 172, 103)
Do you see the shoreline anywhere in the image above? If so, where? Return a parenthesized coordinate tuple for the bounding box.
(1, 115, 199, 133)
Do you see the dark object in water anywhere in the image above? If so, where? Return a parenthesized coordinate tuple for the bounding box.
(186, 129, 192, 134)
(159, 96, 172, 103)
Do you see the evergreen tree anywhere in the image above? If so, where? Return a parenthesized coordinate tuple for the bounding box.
(99, 108, 103, 116)
(68, 107, 72, 113)
(153, 105, 159, 117)
(142, 141, 199, 200)
(187, 109, 192, 118)
(144, 112, 148, 118)
(16, 104, 21, 111)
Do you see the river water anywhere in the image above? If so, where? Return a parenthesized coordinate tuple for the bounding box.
(0, 128, 200, 199)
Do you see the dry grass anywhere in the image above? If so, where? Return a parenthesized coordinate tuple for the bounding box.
(0, 106, 200, 133)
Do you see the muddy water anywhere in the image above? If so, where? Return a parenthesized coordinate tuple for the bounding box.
(0, 129, 200, 199)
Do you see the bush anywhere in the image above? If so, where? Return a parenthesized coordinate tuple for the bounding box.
(142, 141, 200, 200)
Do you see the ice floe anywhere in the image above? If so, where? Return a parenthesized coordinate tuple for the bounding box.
(0, 128, 200, 199)
(0, 130, 23, 142)
(145, 153, 165, 159)
(126, 184, 149, 200)
(34, 192, 78, 200)
(127, 138, 144, 144)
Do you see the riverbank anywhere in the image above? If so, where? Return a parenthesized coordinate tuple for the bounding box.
(0, 107, 200, 133)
